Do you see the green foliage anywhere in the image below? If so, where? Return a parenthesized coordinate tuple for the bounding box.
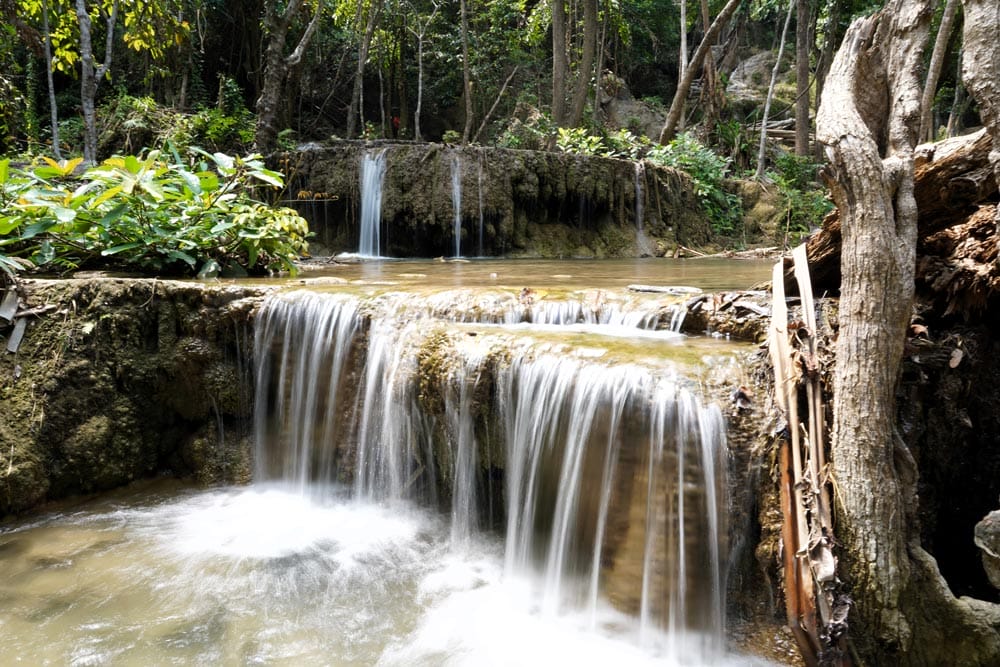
(0, 150, 310, 278)
(555, 127, 609, 156)
(441, 129, 462, 144)
(769, 152, 833, 238)
(647, 133, 743, 235)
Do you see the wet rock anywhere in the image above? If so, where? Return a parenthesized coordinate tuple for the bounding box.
(975, 510, 1000, 589)
(274, 142, 711, 258)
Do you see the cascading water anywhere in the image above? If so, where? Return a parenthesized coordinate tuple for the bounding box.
(451, 154, 463, 257)
(634, 160, 657, 257)
(252, 288, 732, 662)
(358, 149, 388, 257)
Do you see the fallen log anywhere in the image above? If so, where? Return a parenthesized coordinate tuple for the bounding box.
(784, 129, 998, 297)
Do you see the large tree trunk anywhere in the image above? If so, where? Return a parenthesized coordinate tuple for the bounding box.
(794, 0, 810, 155)
(819, 1, 1000, 663)
(919, 0, 960, 142)
(551, 0, 569, 126)
(820, 0, 926, 657)
(658, 0, 742, 144)
(568, 0, 597, 128)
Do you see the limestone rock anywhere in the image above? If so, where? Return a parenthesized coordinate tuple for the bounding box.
(974, 509, 1000, 589)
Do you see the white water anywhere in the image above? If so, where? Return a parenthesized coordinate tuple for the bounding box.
(359, 149, 388, 257)
(250, 289, 741, 663)
(0, 283, 767, 665)
(451, 153, 463, 257)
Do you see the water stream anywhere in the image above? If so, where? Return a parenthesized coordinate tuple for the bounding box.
(0, 259, 775, 665)
(359, 149, 388, 257)
(451, 154, 463, 257)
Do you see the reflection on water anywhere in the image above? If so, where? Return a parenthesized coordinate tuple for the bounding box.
(0, 483, 772, 666)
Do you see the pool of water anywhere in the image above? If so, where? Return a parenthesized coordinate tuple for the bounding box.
(0, 482, 774, 666)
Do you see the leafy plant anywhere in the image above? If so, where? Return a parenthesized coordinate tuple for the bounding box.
(555, 127, 609, 156)
(0, 150, 310, 278)
(647, 132, 743, 235)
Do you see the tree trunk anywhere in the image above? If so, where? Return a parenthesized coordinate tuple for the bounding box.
(41, 0, 60, 158)
(255, 0, 323, 153)
(75, 0, 117, 164)
(568, 0, 597, 127)
(755, 0, 794, 181)
(460, 0, 473, 143)
(347, 0, 382, 139)
(794, 0, 810, 155)
(678, 0, 688, 130)
(813, 0, 841, 160)
(961, 0, 1000, 242)
(414, 33, 425, 140)
(551, 0, 569, 126)
(819, 2, 1000, 663)
(658, 0, 742, 144)
(697, 0, 720, 131)
(919, 0, 960, 142)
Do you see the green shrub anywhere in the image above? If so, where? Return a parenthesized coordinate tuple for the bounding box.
(768, 152, 833, 239)
(646, 133, 743, 235)
(0, 150, 310, 278)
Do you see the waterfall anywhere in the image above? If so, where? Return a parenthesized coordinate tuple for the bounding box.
(451, 154, 463, 257)
(634, 160, 656, 257)
(253, 289, 728, 658)
(359, 149, 388, 257)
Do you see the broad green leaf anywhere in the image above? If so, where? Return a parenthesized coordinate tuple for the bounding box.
(175, 168, 201, 195)
(20, 219, 57, 239)
(100, 203, 128, 226)
(209, 221, 236, 234)
(212, 152, 235, 170)
(92, 185, 124, 207)
(124, 155, 142, 174)
(140, 180, 165, 201)
(0, 159, 8, 185)
(166, 249, 196, 267)
(247, 168, 283, 188)
(53, 207, 77, 223)
(0, 216, 20, 235)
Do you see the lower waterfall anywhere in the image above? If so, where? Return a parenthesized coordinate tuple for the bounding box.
(253, 289, 733, 662)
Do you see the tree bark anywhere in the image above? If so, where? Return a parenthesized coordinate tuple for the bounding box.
(960, 0, 1000, 243)
(568, 0, 597, 128)
(697, 0, 720, 131)
(818, 2, 1000, 663)
(919, 0, 960, 142)
(551, 0, 569, 126)
(658, 0, 742, 144)
(813, 0, 841, 160)
(678, 0, 688, 131)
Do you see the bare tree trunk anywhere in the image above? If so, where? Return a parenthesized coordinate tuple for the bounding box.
(568, 0, 597, 127)
(347, 0, 382, 139)
(820, 0, 928, 654)
(919, 0, 961, 142)
(256, 0, 323, 153)
(794, 0, 810, 155)
(755, 0, 794, 181)
(698, 0, 720, 131)
(551, 0, 569, 126)
(658, 0, 742, 144)
(961, 0, 1000, 242)
(41, 0, 60, 158)
(76, 0, 117, 164)
(678, 0, 688, 130)
(460, 0, 474, 143)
